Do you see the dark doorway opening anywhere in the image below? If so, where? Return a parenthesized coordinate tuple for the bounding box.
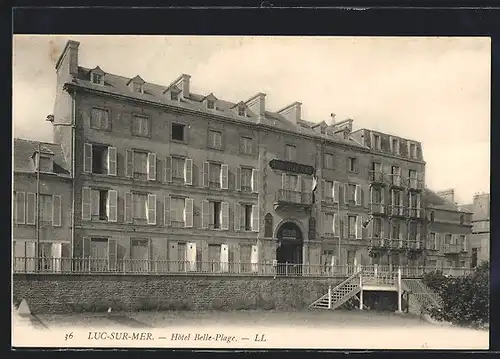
(276, 222, 303, 275)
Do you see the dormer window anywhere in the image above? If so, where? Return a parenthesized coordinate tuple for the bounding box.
(133, 82, 143, 93)
(204, 93, 218, 110)
(91, 73, 103, 85)
(90, 66, 105, 85)
(171, 92, 179, 101)
(32, 149, 54, 173)
(207, 100, 215, 110)
(127, 75, 145, 94)
(238, 107, 246, 117)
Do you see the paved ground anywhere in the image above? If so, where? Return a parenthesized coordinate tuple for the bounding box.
(12, 309, 489, 349)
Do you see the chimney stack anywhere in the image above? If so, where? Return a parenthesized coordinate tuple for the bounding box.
(436, 189, 455, 204)
(277, 102, 302, 124)
(178, 74, 191, 99)
(245, 93, 266, 116)
(55, 40, 80, 76)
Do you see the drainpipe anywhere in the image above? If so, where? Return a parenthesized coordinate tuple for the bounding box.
(36, 142, 41, 271)
(71, 93, 76, 263)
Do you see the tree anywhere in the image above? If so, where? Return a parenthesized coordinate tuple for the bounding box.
(422, 261, 489, 328)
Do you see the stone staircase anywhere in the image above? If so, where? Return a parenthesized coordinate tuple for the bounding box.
(309, 271, 361, 310)
(402, 279, 442, 314)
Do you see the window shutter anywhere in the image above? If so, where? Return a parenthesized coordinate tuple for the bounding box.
(83, 237, 91, 258)
(408, 193, 413, 209)
(91, 189, 99, 216)
(416, 195, 421, 216)
(463, 236, 468, 252)
(184, 158, 193, 185)
(124, 192, 132, 223)
(399, 221, 404, 240)
(221, 164, 229, 189)
(251, 205, 259, 232)
(281, 173, 287, 190)
(26, 192, 35, 225)
(407, 141, 411, 157)
(184, 198, 194, 228)
(52, 195, 62, 226)
(296, 175, 302, 192)
(416, 223, 421, 242)
(220, 244, 229, 273)
(147, 152, 157, 181)
(333, 213, 338, 236)
(399, 191, 404, 214)
(235, 167, 241, 191)
(164, 156, 172, 183)
(203, 161, 210, 187)
(164, 196, 171, 227)
(251, 245, 259, 272)
(389, 136, 393, 153)
(209, 201, 215, 227)
(344, 183, 348, 203)
(343, 215, 349, 238)
(147, 194, 156, 225)
(125, 149, 134, 178)
(234, 203, 241, 231)
(333, 181, 339, 203)
(107, 147, 117, 176)
(251, 169, 259, 193)
(202, 199, 209, 229)
(321, 180, 326, 197)
(355, 185, 361, 206)
(221, 202, 229, 230)
(107, 190, 118, 222)
(84, 143, 92, 173)
(82, 187, 91, 220)
(356, 216, 362, 239)
(108, 239, 117, 271)
(368, 219, 373, 239)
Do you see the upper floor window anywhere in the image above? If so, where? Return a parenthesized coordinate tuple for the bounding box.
(372, 133, 381, 150)
(282, 173, 299, 191)
(372, 217, 382, 238)
(171, 92, 179, 101)
(132, 82, 143, 94)
(132, 115, 150, 137)
(39, 194, 53, 222)
(348, 157, 358, 173)
(347, 215, 357, 238)
(238, 107, 246, 117)
(241, 167, 253, 192)
(170, 197, 186, 227)
(285, 145, 296, 161)
(90, 108, 110, 131)
(240, 136, 253, 155)
(409, 142, 417, 159)
(83, 143, 117, 176)
(172, 123, 185, 142)
(429, 211, 435, 222)
(427, 232, 438, 250)
(207, 99, 215, 110)
(209, 163, 222, 187)
(391, 138, 400, 155)
(133, 151, 148, 180)
(460, 214, 465, 225)
(324, 153, 334, 169)
(346, 183, 357, 203)
(208, 130, 223, 150)
(372, 187, 382, 204)
(35, 154, 53, 172)
(171, 157, 186, 180)
(91, 73, 103, 85)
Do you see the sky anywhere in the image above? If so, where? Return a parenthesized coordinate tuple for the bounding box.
(12, 35, 490, 204)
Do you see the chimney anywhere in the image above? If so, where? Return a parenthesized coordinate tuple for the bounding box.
(277, 102, 302, 124)
(245, 93, 266, 116)
(55, 40, 80, 76)
(436, 189, 455, 203)
(327, 113, 336, 127)
(177, 74, 191, 99)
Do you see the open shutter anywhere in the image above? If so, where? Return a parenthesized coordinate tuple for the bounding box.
(251, 169, 259, 193)
(220, 244, 229, 273)
(234, 203, 241, 231)
(333, 213, 338, 236)
(82, 187, 91, 220)
(416, 223, 421, 243)
(221, 201, 229, 230)
(202, 199, 209, 229)
(91, 189, 99, 217)
(187, 243, 197, 272)
(52, 194, 62, 226)
(124, 192, 132, 223)
(356, 216, 362, 239)
(26, 192, 35, 225)
(343, 215, 348, 238)
(381, 218, 385, 240)
(184, 198, 194, 228)
(16, 192, 26, 225)
(164, 196, 171, 227)
(251, 205, 259, 232)
(281, 173, 286, 189)
(84, 143, 92, 173)
(147, 152, 156, 181)
(251, 245, 259, 272)
(333, 181, 339, 203)
(399, 191, 404, 215)
(355, 185, 361, 206)
(221, 164, 229, 189)
(108, 239, 117, 271)
(165, 156, 172, 183)
(235, 167, 241, 191)
(416, 194, 421, 217)
(463, 236, 468, 252)
(125, 149, 134, 178)
(107, 190, 117, 222)
(83, 237, 91, 258)
(321, 180, 326, 197)
(203, 161, 210, 187)
(399, 221, 404, 240)
(389, 136, 393, 153)
(107, 147, 117, 176)
(296, 175, 302, 192)
(147, 194, 156, 225)
(344, 183, 348, 204)
(184, 158, 193, 185)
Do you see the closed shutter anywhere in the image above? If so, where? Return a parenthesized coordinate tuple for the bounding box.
(333, 213, 338, 236)
(147, 194, 156, 225)
(83, 237, 91, 258)
(91, 189, 99, 216)
(51, 242, 62, 272)
(165, 156, 172, 183)
(281, 173, 287, 190)
(124, 192, 133, 223)
(184, 198, 194, 228)
(84, 143, 92, 173)
(82, 187, 91, 220)
(355, 216, 362, 239)
(16, 192, 25, 224)
(220, 244, 229, 273)
(184, 158, 193, 185)
(251, 205, 259, 232)
(399, 191, 404, 215)
(202, 199, 209, 229)
(251, 168, 259, 193)
(234, 203, 241, 231)
(52, 194, 62, 226)
(147, 152, 156, 181)
(221, 164, 229, 189)
(107, 147, 117, 176)
(107, 190, 117, 222)
(164, 196, 171, 227)
(235, 167, 241, 191)
(26, 192, 35, 225)
(344, 183, 348, 203)
(125, 149, 134, 178)
(203, 161, 210, 187)
(108, 239, 117, 271)
(333, 181, 339, 203)
(221, 202, 229, 230)
(296, 175, 302, 192)
(343, 215, 349, 238)
(355, 185, 361, 206)
(251, 245, 259, 272)
(399, 221, 404, 240)
(187, 242, 197, 272)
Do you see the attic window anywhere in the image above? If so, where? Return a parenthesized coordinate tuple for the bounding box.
(34, 153, 53, 173)
(133, 82, 143, 94)
(171, 92, 179, 101)
(238, 107, 246, 117)
(207, 100, 215, 110)
(91, 73, 103, 85)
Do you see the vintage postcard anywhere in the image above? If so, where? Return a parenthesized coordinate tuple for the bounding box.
(12, 35, 490, 350)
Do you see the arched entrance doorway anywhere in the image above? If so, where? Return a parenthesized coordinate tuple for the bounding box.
(276, 222, 303, 266)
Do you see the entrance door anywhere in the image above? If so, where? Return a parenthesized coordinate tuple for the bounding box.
(131, 239, 149, 272)
(208, 244, 221, 272)
(90, 238, 108, 272)
(276, 222, 303, 275)
(347, 250, 356, 274)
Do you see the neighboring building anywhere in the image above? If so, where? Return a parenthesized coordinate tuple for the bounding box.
(14, 39, 446, 273)
(424, 188, 472, 269)
(12, 138, 73, 271)
(461, 193, 490, 267)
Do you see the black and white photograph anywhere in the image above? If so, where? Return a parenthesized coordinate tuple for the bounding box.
(12, 35, 490, 349)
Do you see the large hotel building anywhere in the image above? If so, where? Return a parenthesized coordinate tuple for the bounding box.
(12, 40, 473, 274)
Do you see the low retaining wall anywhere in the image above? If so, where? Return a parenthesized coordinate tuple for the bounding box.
(13, 274, 343, 314)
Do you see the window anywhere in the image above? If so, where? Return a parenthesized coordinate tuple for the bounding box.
(324, 213, 335, 235)
(37, 155, 53, 172)
(240, 136, 253, 155)
(409, 169, 417, 187)
(348, 157, 357, 172)
(471, 248, 478, 268)
(392, 190, 401, 206)
(133, 151, 148, 179)
(391, 138, 400, 154)
(346, 183, 357, 202)
(243, 204, 252, 231)
(283, 173, 298, 191)
(460, 214, 465, 224)
(89, 238, 109, 271)
(427, 260, 437, 268)
(132, 115, 150, 137)
(348, 215, 356, 238)
(170, 197, 186, 227)
(459, 235, 466, 250)
(372, 187, 382, 204)
(391, 166, 401, 185)
(444, 234, 452, 245)
(373, 217, 382, 238)
(171, 92, 179, 101)
(172, 123, 185, 142)
(91, 145, 108, 174)
(238, 107, 246, 116)
(39, 194, 53, 222)
(90, 108, 109, 130)
(241, 167, 253, 192)
(409, 143, 417, 158)
(409, 192, 418, 208)
(391, 221, 401, 239)
(430, 211, 435, 222)
(285, 145, 296, 161)
(84, 143, 117, 176)
(132, 82, 143, 93)
(207, 100, 215, 109)
(324, 181, 334, 199)
(408, 221, 417, 241)
(209, 163, 222, 187)
(133, 193, 148, 220)
(208, 130, 223, 150)
(91, 73, 103, 85)
(211, 201, 222, 229)
(324, 153, 334, 169)
(91, 189, 108, 221)
(372, 133, 381, 150)
(130, 239, 150, 272)
(172, 157, 185, 180)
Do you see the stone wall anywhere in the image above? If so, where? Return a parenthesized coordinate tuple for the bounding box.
(13, 274, 342, 314)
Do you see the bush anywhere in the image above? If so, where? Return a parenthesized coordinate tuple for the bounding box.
(422, 261, 489, 328)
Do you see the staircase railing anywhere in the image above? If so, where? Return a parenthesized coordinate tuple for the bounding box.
(309, 270, 361, 309)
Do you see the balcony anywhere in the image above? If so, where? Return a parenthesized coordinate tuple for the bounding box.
(443, 243, 462, 254)
(274, 189, 312, 210)
(407, 240, 423, 251)
(370, 237, 388, 248)
(389, 174, 406, 188)
(369, 170, 386, 185)
(370, 202, 386, 215)
(388, 239, 405, 250)
(388, 205, 408, 218)
(408, 208, 423, 219)
(408, 178, 423, 192)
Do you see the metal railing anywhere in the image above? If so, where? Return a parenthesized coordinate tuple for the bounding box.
(408, 208, 423, 218)
(388, 205, 407, 217)
(275, 190, 312, 205)
(12, 257, 474, 278)
(370, 202, 386, 214)
(368, 170, 385, 183)
(408, 178, 423, 190)
(443, 243, 463, 254)
(389, 174, 407, 187)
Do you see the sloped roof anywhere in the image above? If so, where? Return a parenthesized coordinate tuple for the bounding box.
(424, 188, 467, 212)
(459, 203, 474, 213)
(13, 138, 70, 175)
